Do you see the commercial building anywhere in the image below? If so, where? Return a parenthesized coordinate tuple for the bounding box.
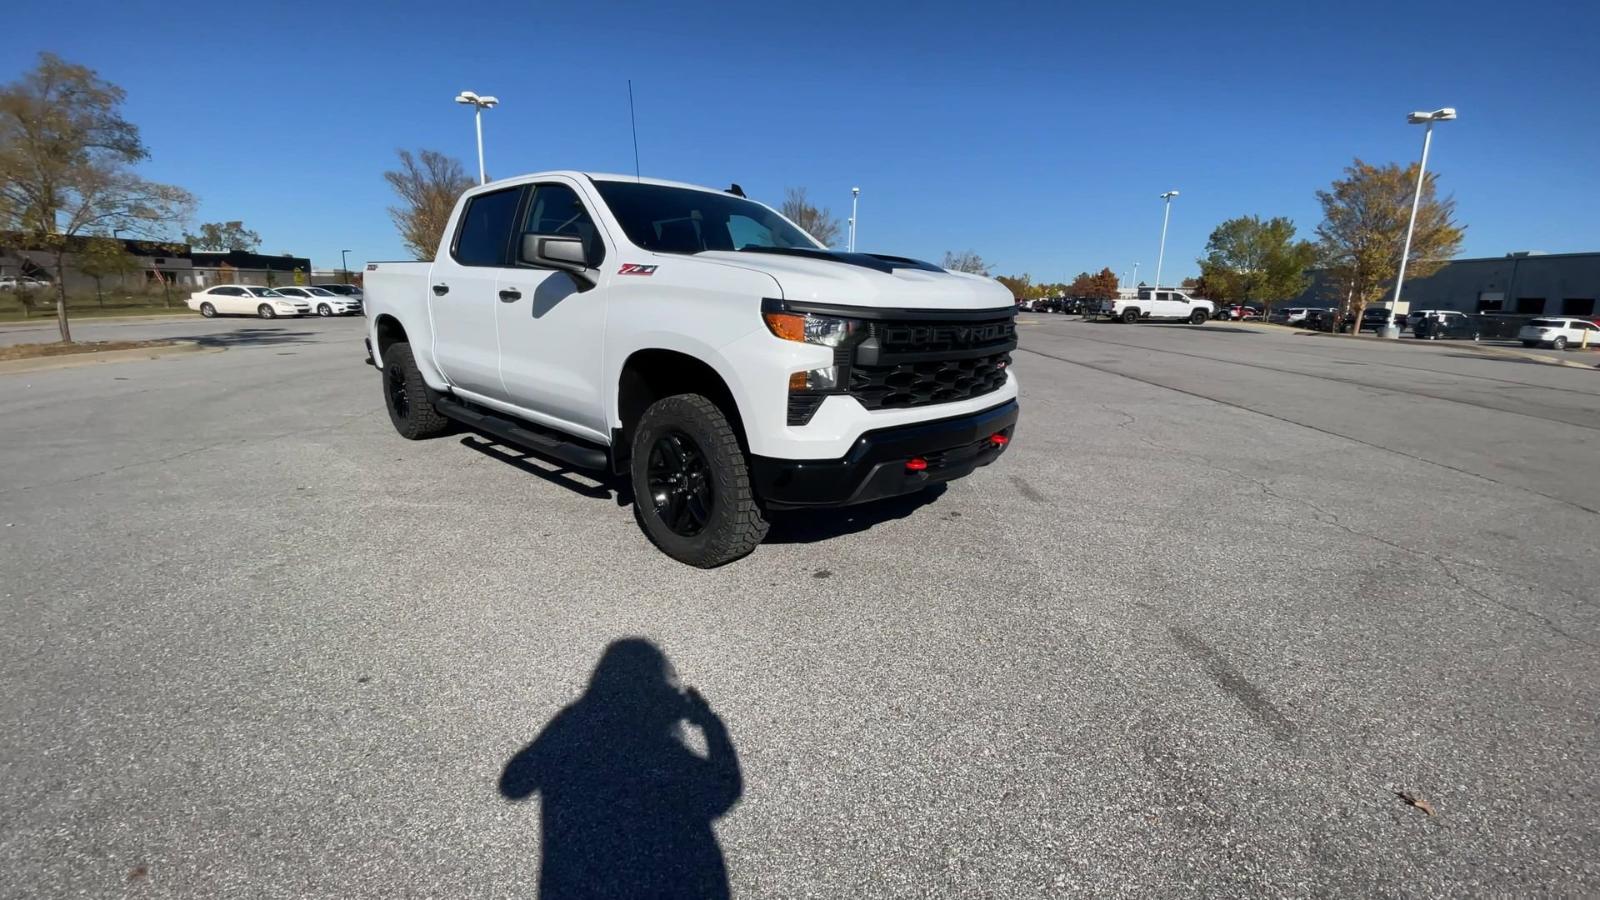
(0, 235, 312, 294)
(1288, 251, 1600, 317)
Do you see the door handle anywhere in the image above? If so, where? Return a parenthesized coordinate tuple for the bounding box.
(432, 283, 449, 296)
(498, 288, 522, 302)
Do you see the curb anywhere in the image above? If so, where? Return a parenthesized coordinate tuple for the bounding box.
(1289, 330, 1595, 370)
(0, 340, 221, 376)
(0, 311, 197, 333)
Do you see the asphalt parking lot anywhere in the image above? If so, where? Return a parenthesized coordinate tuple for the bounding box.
(2, 313, 1597, 897)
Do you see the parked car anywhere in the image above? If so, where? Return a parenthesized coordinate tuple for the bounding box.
(1217, 304, 1262, 321)
(1405, 309, 1442, 331)
(363, 171, 1017, 567)
(187, 284, 311, 318)
(1359, 307, 1401, 332)
(1090, 288, 1214, 324)
(274, 286, 361, 316)
(1518, 317, 1600, 350)
(1413, 311, 1479, 341)
(1303, 309, 1346, 332)
(1268, 307, 1312, 325)
(315, 283, 364, 302)
(0, 275, 50, 291)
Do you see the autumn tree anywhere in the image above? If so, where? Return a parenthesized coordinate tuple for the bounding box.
(780, 187, 842, 247)
(995, 273, 1033, 299)
(1085, 267, 1120, 301)
(383, 149, 473, 259)
(1196, 215, 1317, 318)
(75, 236, 139, 305)
(942, 250, 990, 275)
(184, 220, 261, 252)
(0, 53, 194, 341)
(1315, 158, 1463, 329)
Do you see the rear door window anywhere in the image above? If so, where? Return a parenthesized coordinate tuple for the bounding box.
(453, 187, 522, 267)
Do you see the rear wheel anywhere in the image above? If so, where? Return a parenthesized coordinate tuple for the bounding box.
(199, 302, 216, 318)
(1553, 336, 1568, 351)
(1120, 309, 1139, 324)
(1189, 309, 1207, 325)
(630, 393, 767, 568)
(382, 342, 450, 440)
(257, 304, 276, 319)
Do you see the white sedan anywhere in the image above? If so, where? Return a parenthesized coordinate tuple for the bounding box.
(187, 285, 311, 319)
(272, 286, 360, 317)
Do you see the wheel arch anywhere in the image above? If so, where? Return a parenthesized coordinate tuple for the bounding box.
(614, 348, 747, 475)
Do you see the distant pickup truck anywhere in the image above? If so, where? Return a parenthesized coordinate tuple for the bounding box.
(363, 172, 1019, 566)
(1089, 288, 1214, 324)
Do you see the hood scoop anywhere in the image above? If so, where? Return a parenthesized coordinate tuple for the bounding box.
(736, 246, 945, 274)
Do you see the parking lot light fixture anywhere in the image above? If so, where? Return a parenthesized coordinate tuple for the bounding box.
(1393, 108, 1456, 313)
(455, 91, 500, 185)
(849, 187, 860, 252)
(1155, 191, 1178, 290)
(341, 249, 352, 284)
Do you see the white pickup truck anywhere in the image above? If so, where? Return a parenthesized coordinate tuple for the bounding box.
(1090, 288, 1214, 324)
(363, 172, 1019, 566)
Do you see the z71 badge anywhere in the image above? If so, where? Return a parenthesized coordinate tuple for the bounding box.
(617, 263, 658, 276)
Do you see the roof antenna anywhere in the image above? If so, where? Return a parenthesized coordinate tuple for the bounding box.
(627, 79, 641, 182)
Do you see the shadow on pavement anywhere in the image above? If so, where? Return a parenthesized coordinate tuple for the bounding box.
(179, 327, 323, 348)
(463, 435, 954, 543)
(765, 485, 947, 543)
(500, 638, 741, 900)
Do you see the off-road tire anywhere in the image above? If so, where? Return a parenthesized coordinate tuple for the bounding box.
(382, 342, 450, 440)
(1120, 309, 1139, 324)
(200, 302, 216, 318)
(1189, 309, 1207, 325)
(630, 393, 767, 568)
(257, 304, 276, 319)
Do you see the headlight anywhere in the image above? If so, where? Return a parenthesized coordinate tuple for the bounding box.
(762, 311, 857, 347)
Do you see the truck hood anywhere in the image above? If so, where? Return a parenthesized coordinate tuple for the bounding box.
(691, 249, 1012, 311)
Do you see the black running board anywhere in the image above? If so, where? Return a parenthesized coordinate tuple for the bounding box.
(432, 392, 609, 471)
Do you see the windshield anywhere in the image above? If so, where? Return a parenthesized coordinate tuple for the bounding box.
(593, 181, 822, 254)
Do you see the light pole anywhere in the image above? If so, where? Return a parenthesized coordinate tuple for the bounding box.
(1392, 108, 1456, 312)
(1132, 262, 1140, 288)
(1154, 190, 1178, 291)
(849, 186, 860, 252)
(455, 90, 500, 185)
(340, 249, 351, 284)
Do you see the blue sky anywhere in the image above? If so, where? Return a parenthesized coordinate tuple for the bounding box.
(6, 0, 1598, 279)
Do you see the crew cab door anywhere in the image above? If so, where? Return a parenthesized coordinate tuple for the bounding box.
(426, 185, 524, 399)
(494, 179, 611, 437)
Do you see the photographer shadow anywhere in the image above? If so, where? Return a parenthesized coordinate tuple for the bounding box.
(499, 639, 741, 899)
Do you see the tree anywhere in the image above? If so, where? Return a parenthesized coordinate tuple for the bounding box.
(942, 250, 990, 275)
(995, 273, 1033, 299)
(1196, 215, 1317, 318)
(1084, 267, 1119, 301)
(184, 220, 260, 251)
(76, 236, 138, 305)
(1315, 158, 1463, 330)
(383, 148, 473, 259)
(0, 53, 194, 341)
(779, 187, 842, 247)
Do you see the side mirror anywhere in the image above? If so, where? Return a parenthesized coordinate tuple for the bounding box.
(520, 233, 596, 289)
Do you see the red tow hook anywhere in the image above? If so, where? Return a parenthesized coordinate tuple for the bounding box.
(905, 457, 929, 472)
(988, 432, 1010, 448)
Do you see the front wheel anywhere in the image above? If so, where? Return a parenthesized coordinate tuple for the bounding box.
(317, 303, 332, 317)
(1120, 309, 1139, 324)
(630, 394, 768, 568)
(257, 304, 276, 319)
(199, 302, 216, 318)
(1189, 309, 1208, 325)
(1552, 336, 1568, 351)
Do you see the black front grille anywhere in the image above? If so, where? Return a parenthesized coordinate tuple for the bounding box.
(849, 351, 1011, 410)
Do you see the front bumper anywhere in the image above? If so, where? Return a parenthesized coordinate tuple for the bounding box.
(750, 400, 1017, 509)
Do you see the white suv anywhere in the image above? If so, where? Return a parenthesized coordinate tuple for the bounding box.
(1092, 288, 1214, 324)
(1519, 317, 1600, 350)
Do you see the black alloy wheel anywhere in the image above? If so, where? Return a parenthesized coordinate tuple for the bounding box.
(647, 430, 714, 536)
(387, 361, 411, 419)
